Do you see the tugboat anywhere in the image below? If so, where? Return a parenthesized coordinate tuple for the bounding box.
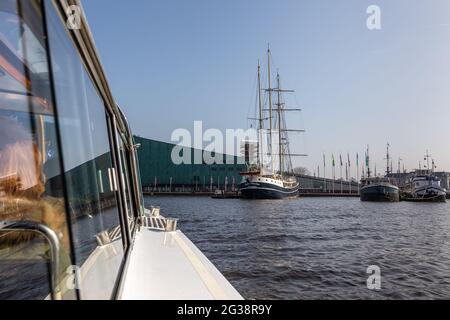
(239, 47, 304, 199)
(360, 144, 400, 202)
(360, 177, 400, 202)
(402, 151, 447, 202)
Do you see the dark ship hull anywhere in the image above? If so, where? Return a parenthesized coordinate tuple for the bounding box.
(360, 184, 400, 202)
(239, 181, 299, 199)
(401, 186, 447, 203)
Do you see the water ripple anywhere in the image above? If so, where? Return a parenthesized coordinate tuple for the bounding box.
(145, 196, 450, 300)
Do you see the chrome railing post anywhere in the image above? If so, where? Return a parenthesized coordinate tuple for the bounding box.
(0, 221, 61, 300)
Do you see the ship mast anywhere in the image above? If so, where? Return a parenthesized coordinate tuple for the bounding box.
(262, 47, 306, 177)
(267, 46, 274, 176)
(276, 72, 283, 176)
(257, 61, 264, 171)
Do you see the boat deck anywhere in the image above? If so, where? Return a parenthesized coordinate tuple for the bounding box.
(119, 227, 242, 300)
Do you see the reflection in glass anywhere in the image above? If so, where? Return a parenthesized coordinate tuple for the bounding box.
(45, 0, 123, 299)
(0, 0, 74, 300)
(118, 133, 135, 230)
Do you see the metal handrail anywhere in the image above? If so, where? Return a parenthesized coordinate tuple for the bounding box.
(0, 220, 61, 300)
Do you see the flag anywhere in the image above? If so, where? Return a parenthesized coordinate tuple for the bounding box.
(365, 152, 369, 167)
(356, 153, 359, 166)
(332, 154, 335, 167)
(340, 154, 343, 167)
(323, 154, 326, 168)
(348, 153, 351, 167)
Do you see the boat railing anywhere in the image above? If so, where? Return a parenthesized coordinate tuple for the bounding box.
(0, 220, 62, 300)
(141, 207, 178, 232)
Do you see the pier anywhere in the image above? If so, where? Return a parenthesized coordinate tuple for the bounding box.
(143, 173, 360, 197)
(298, 189, 359, 197)
(295, 174, 360, 194)
(144, 191, 359, 197)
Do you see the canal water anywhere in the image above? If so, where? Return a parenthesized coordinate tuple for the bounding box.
(144, 196, 450, 300)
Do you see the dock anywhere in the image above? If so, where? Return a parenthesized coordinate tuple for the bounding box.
(144, 191, 360, 198)
(299, 192, 359, 198)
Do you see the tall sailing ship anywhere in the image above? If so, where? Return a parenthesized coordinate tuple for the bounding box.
(239, 48, 304, 199)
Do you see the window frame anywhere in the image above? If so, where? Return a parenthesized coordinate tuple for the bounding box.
(40, 0, 144, 299)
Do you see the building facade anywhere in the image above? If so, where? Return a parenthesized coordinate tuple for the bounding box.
(134, 136, 246, 192)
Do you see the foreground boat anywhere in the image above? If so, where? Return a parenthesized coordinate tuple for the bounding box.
(0, 0, 240, 300)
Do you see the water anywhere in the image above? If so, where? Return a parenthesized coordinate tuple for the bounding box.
(144, 196, 450, 300)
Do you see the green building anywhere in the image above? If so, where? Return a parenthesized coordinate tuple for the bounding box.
(134, 136, 246, 192)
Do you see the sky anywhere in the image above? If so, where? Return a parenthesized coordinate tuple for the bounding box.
(82, 0, 450, 178)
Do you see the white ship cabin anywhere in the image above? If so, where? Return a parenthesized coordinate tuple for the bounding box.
(409, 174, 444, 190)
(0, 0, 241, 300)
(361, 176, 396, 186)
(246, 175, 298, 188)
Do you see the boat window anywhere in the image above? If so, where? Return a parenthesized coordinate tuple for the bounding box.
(44, 0, 123, 299)
(0, 0, 75, 300)
(117, 131, 135, 231)
(130, 141, 144, 216)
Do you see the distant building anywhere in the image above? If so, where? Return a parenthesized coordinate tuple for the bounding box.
(134, 136, 246, 192)
(387, 171, 450, 189)
(295, 174, 359, 193)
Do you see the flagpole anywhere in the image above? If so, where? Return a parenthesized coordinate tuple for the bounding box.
(357, 153, 360, 195)
(333, 166, 335, 193)
(323, 154, 326, 193)
(339, 154, 344, 194)
(348, 153, 351, 194)
(332, 154, 335, 194)
(340, 154, 343, 194)
(347, 162, 351, 194)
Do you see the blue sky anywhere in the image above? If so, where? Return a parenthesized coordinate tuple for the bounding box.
(82, 0, 450, 178)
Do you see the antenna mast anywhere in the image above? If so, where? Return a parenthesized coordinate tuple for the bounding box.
(366, 145, 371, 178)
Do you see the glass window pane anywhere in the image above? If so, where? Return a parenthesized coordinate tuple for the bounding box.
(44, 0, 124, 299)
(0, 0, 75, 300)
(117, 133, 134, 229)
